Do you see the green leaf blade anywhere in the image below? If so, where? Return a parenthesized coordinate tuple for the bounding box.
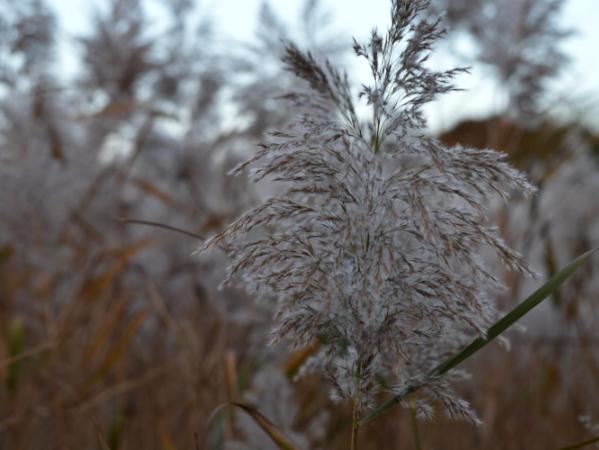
(361, 248, 597, 426)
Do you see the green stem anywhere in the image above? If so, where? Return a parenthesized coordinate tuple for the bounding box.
(350, 398, 360, 450)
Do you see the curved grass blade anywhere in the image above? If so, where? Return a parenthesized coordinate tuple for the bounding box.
(560, 435, 599, 450)
(207, 402, 302, 450)
(284, 338, 320, 378)
(361, 248, 597, 425)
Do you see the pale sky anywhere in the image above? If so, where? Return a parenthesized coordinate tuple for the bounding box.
(49, 0, 599, 131)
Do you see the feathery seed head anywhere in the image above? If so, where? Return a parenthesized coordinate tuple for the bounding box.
(200, 0, 535, 419)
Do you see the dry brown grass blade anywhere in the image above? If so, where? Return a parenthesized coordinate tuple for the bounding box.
(82, 297, 130, 366)
(144, 279, 179, 333)
(284, 338, 321, 378)
(104, 237, 154, 261)
(89, 306, 149, 384)
(133, 177, 179, 207)
(232, 402, 302, 450)
(80, 238, 152, 300)
(208, 402, 301, 450)
(70, 212, 105, 244)
(224, 351, 238, 439)
(224, 351, 238, 401)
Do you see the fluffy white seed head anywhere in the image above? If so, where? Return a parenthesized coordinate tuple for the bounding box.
(200, 0, 535, 418)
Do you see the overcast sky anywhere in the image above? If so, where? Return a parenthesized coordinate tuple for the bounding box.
(49, 0, 599, 130)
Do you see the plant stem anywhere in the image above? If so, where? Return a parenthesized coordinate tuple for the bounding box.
(350, 398, 360, 450)
(409, 399, 422, 450)
(350, 364, 362, 450)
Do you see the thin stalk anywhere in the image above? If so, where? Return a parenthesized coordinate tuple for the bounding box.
(117, 217, 206, 240)
(350, 365, 362, 450)
(350, 398, 360, 450)
(409, 399, 422, 450)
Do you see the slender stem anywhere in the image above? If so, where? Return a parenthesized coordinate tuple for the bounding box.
(350, 364, 362, 450)
(409, 399, 422, 450)
(350, 398, 360, 450)
(117, 217, 206, 241)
